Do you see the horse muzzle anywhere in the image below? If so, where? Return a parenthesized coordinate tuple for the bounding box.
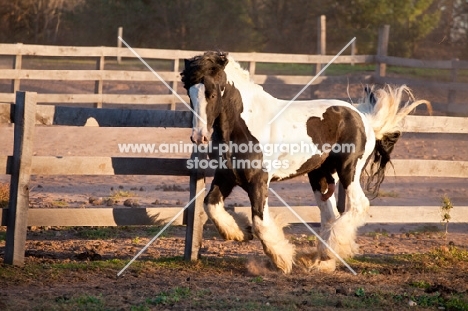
(191, 127, 210, 145)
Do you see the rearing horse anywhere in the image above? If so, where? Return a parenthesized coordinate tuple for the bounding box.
(182, 51, 431, 273)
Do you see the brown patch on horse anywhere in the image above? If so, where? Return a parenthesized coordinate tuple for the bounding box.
(304, 106, 367, 189)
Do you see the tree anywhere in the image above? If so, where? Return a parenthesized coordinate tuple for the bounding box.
(246, 0, 327, 53)
(0, 0, 70, 44)
(62, 0, 258, 51)
(328, 0, 442, 57)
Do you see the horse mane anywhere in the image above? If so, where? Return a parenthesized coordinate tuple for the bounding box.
(181, 51, 229, 90)
(224, 56, 267, 94)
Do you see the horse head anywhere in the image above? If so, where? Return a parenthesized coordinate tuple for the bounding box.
(181, 51, 229, 91)
(182, 51, 230, 144)
(189, 75, 225, 144)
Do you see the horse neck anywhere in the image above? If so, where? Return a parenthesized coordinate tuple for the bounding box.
(215, 102, 248, 143)
(224, 63, 279, 130)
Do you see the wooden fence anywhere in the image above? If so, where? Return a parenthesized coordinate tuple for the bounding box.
(1, 30, 467, 114)
(0, 91, 207, 265)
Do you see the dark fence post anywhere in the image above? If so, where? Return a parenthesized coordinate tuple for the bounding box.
(4, 91, 37, 265)
(184, 152, 206, 261)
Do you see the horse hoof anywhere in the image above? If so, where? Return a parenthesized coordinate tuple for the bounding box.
(295, 249, 336, 273)
(314, 258, 336, 272)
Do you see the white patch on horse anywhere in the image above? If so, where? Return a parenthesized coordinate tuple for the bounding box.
(223, 57, 364, 180)
(252, 200, 295, 274)
(189, 83, 210, 143)
(204, 201, 251, 241)
(313, 190, 339, 228)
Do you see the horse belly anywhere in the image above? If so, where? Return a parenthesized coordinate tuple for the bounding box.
(267, 116, 325, 180)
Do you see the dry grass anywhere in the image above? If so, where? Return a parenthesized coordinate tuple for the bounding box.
(0, 182, 9, 208)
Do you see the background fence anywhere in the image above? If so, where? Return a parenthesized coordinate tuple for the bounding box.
(1, 25, 468, 114)
(1, 36, 468, 265)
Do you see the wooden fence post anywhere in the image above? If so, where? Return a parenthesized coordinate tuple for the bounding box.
(4, 91, 37, 265)
(376, 25, 390, 78)
(184, 152, 206, 261)
(315, 15, 326, 75)
(249, 59, 256, 76)
(10, 43, 23, 101)
(94, 48, 105, 108)
(351, 40, 356, 66)
(117, 27, 123, 64)
(310, 15, 326, 99)
(169, 59, 179, 110)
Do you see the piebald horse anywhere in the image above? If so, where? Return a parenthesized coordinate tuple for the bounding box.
(182, 51, 431, 273)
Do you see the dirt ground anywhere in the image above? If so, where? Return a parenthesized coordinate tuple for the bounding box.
(0, 224, 467, 310)
(0, 73, 468, 310)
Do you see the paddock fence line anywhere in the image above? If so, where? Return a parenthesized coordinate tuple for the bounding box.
(1, 31, 468, 114)
(1, 91, 468, 266)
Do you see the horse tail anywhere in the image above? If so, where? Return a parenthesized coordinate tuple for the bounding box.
(357, 85, 432, 195)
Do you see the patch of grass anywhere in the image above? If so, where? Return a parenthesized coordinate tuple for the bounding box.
(445, 295, 468, 311)
(109, 190, 135, 199)
(0, 231, 6, 242)
(349, 246, 468, 275)
(146, 286, 191, 306)
(0, 182, 9, 208)
(409, 280, 431, 289)
(307, 289, 393, 309)
(403, 292, 468, 310)
(51, 199, 68, 207)
(251, 276, 263, 283)
(395, 246, 468, 271)
(145, 225, 172, 237)
(355, 287, 366, 297)
(377, 190, 399, 198)
(413, 224, 441, 234)
(56, 294, 106, 311)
